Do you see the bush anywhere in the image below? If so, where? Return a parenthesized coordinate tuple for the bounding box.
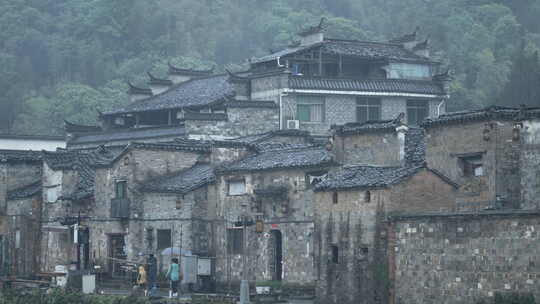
(0, 289, 151, 304)
(477, 292, 536, 304)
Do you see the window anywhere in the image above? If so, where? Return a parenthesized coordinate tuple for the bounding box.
(331, 245, 339, 264)
(356, 98, 381, 123)
(460, 155, 484, 177)
(365, 191, 371, 203)
(296, 96, 325, 122)
(227, 228, 244, 254)
(157, 229, 172, 250)
(305, 171, 328, 188)
(332, 192, 339, 204)
(175, 198, 182, 210)
(115, 181, 127, 199)
(407, 100, 429, 125)
(228, 179, 246, 196)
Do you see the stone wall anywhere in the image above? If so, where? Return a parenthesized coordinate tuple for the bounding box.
(520, 119, 540, 210)
(314, 169, 457, 304)
(425, 121, 506, 211)
(0, 162, 41, 213)
(185, 107, 278, 139)
(214, 168, 328, 288)
(333, 131, 401, 166)
(391, 211, 540, 304)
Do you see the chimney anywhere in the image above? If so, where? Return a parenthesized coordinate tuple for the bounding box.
(147, 72, 173, 95)
(127, 82, 152, 102)
(299, 17, 326, 46)
(167, 62, 214, 85)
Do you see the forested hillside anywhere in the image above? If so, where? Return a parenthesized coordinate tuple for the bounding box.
(1, 0, 540, 135)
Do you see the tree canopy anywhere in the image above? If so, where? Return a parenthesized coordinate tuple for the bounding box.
(1, 0, 540, 134)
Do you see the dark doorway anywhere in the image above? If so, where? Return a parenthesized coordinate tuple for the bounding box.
(270, 230, 283, 281)
(108, 234, 126, 278)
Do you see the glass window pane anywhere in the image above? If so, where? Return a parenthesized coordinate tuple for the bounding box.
(297, 105, 311, 121)
(408, 109, 417, 125)
(368, 106, 380, 121)
(357, 107, 367, 123)
(311, 104, 323, 122)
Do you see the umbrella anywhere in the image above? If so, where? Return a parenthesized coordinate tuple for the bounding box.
(160, 247, 192, 256)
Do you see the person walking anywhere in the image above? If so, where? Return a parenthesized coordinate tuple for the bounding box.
(136, 264, 147, 296)
(166, 258, 181, 298)
(146, 254, 158, 297)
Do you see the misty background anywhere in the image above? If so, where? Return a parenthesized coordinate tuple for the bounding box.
(1, 0, 539, 135)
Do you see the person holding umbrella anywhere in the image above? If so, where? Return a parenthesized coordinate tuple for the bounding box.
(166, 257, 182, 298)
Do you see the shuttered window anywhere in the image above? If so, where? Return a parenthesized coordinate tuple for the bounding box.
(296, 96, 325, 122)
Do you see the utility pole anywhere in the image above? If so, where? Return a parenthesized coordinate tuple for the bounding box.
(239, 203, 250, 304)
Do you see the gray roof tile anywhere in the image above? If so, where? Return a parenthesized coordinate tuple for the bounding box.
(253, 38, 430, 64)
(0, 150, 42, 163)
(142, 163, 215, 194)
(422, 106, 540, 127)
(315, 165, 423, 191)
(289, 76, 445, 95)
(220, 146, 334, 173)
(104, 75, 234, 115)
(69, 125, 186, 145)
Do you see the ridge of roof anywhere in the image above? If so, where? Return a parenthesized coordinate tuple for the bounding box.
(422, 106, 540, 127)
(0, 149, 43, 163)
(103, 74, 234, 116)
(218, 145, 334, 173)
(141, 163, 215, 194)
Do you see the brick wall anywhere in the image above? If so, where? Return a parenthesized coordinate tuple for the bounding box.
(185, 107, 278, 138)
(214, 168, 324, 287)
(334, 131, 401, 166)
(392, 212, 540, 304)
(314, 169, 457, 304)
(520, 119, 540, 210)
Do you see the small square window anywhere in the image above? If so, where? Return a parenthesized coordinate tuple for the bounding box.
(332, 192, 339, 204)
(305, 171, 327, 188)
(228, 179, 246, 196)
(460, 155, 483, 177)
(364, 191, 371, 203)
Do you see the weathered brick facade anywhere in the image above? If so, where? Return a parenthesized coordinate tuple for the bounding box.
(314, 168, 458, 304)
(391, 212, 540, 304)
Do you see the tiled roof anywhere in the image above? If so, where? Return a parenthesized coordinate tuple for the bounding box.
(130, 140, 213, 152)
(65, 120, 102, 133)
(422, 106, 540, 127)
(315, 165, 423, 191)
(69, 125, 186, 145)
(0, 150, 42, 163)
(44, 146, 123, 201)
(333, 117, 402, 135)
(289, 77, 445, 95)
(228, 129, 312, 145)
(104, 75, 234, 115)
(219, 146, 334, 173)
(7, 181, 42, 200)
(223, 100, 278, 108)
(252, 38, 430, 64)
(142, 163, 215, 194)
